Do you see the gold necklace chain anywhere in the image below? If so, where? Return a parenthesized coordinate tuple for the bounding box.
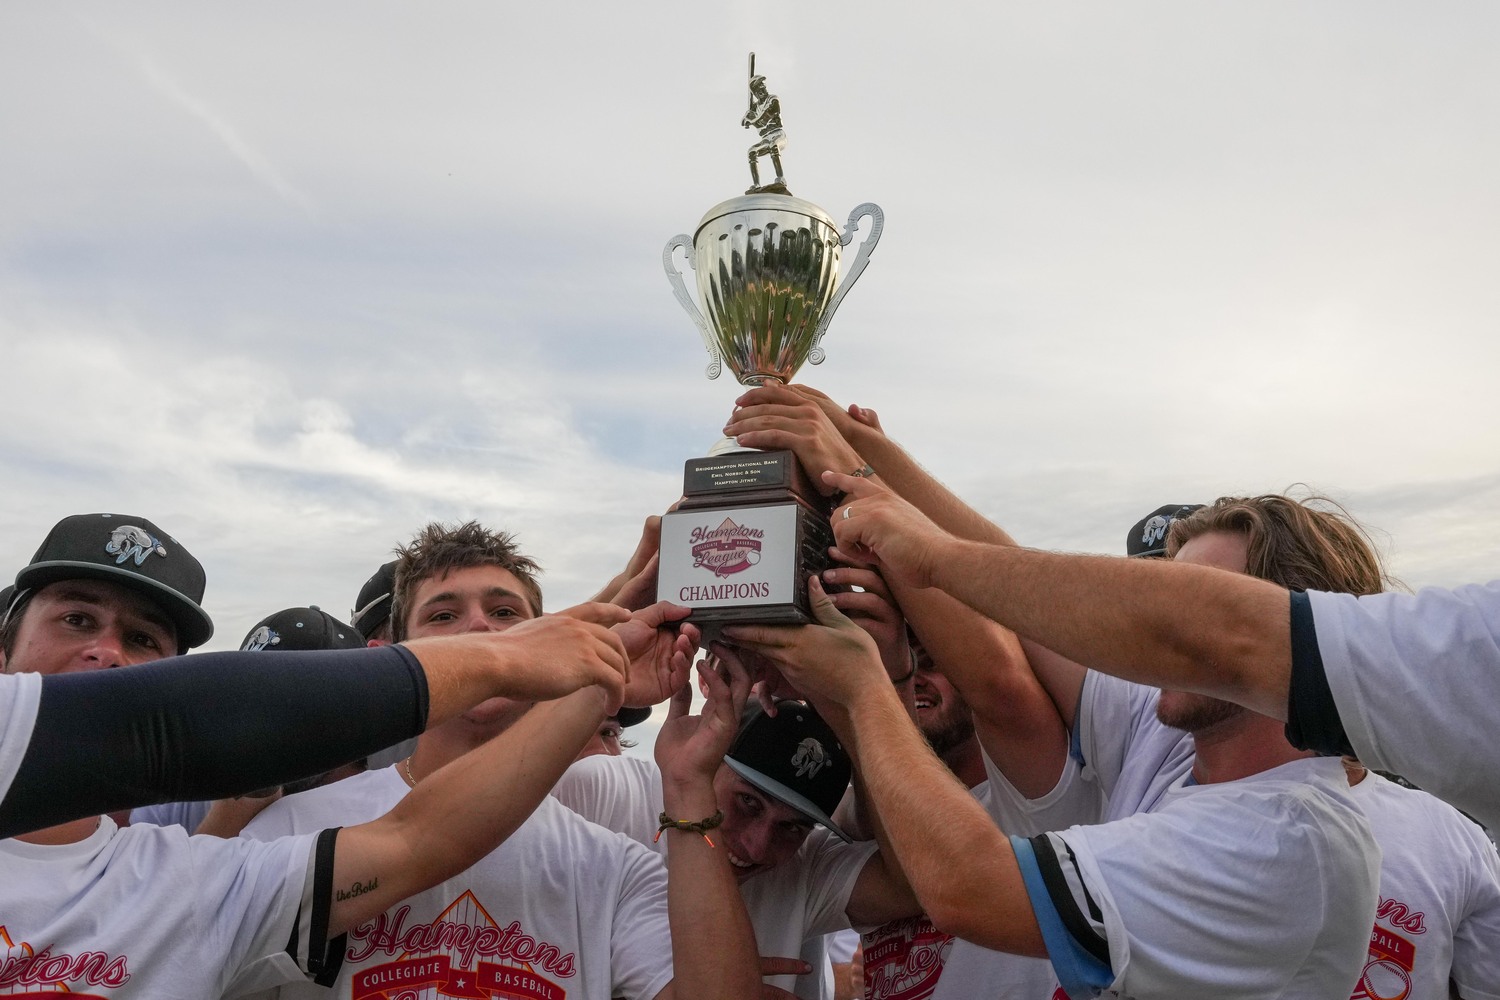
(401, 756, 418, 788)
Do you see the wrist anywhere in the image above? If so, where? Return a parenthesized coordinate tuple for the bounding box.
(922, 534, 970, 589)
(661, 780, 720, 820)
(887, 645, 918, 685)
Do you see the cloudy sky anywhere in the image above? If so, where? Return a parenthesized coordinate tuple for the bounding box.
(3, 3, 1497, 750)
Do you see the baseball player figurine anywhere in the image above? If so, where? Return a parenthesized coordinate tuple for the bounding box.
(743, 53, 790, 195)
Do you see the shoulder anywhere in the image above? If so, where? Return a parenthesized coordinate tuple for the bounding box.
(555, 754, 660, 796)
(0, 671, 43, 790)
(1354, 772, 1497, 861)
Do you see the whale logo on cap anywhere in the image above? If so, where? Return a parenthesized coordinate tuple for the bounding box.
(105, 525, 168, 567)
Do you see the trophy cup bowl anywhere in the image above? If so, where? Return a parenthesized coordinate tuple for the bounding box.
(664, 196, 883, 387)
(658, 194, 883, 634)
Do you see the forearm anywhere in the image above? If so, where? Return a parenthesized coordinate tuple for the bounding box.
(1, 645, 426, 839)
(842, 427, 1011, 546)
(828, 684, 1043, 955)
(334, 687, 608, 934)
(930, 540, 1292, 719)
(660, 774, 760, 999)
(401, 633, 520, 726)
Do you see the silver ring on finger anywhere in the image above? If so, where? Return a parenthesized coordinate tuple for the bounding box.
(841, 505, 852, 520)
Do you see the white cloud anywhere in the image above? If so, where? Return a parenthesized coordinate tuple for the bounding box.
(1, 0, 1496, 662)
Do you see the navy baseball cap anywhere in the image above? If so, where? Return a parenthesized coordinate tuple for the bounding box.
(725, 700, 852, 842)
(241, 606, 366, 652)
(1126, 504, 1205, 558)
(14, 513, 212, 650)
(616, 706, 651, 728)
(351, 560, 398, 638)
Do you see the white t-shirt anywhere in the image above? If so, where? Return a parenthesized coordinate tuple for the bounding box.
(1042, 756, 1379, 999)
(739, 827, 878, 999)
(130, 798, 212, 832)
(0, 817, 328, 998)
(549, 754, 873, 1000)
(1348, 772, 1500, 1000)
(1073, 672, 1194, 822)
(1308, 582, 1500, 830)
(0, 671, 42, 810)
(243, 765, 675, 1000)
(980, 742, 1106, 835)
(860, 779, 1058, 1000)
(550, 754, 665, 854)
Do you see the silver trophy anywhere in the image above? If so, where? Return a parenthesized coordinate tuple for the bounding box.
(655, 54, 884, 632)
(663, 53, 883, 389)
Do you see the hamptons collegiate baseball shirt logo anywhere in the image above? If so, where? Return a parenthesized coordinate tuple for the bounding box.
(689, 518, 763, 578)
(104, 525, 168, 566)
(861, 916, 954, 1000)
(0, 924, 131, 996)
(1353, 895, 1426, 1000)
(345, 894, 574, 1000)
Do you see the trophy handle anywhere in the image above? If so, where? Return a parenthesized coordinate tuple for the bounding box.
(663, 234, 723, 380)
(807, 202, 884, 365)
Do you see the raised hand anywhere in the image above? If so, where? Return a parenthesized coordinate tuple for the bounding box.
(822, 561, 912, 683)
(723, 576, 886, 711)
(724, 383, 868, 495)
(825, 472, 949, 590)
(589, 516, 663, 611)
(612, 601, 700, 708)
(655, 649, 751, 785)
(786, 384, 885, 442)
(469, 607, 630, 712)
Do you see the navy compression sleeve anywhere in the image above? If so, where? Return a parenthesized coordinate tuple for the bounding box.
(0, 644, 427, 838)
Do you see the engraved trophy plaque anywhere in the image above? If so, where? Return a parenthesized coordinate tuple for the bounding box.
(658, 54, 883, 632)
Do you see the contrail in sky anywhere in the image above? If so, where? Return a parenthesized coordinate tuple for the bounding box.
(74, 12, 318, 219)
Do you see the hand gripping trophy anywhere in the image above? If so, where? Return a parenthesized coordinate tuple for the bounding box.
(658, 53, 884, 633)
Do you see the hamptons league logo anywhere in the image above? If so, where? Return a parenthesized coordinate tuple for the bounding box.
(689, 518, 763, 578)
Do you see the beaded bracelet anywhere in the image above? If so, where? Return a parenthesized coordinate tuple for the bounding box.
(654, 808, 725, 846)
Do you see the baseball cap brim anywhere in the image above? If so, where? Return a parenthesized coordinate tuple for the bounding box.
(616, 706, 651, 728)
(724, 756, 851, 842)
(14, 560, 214, 650)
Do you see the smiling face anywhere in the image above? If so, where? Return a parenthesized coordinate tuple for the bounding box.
(1155, 530, 1252, 733)
(403, 564, 539, 731)
(2, 578, 177, 675)
(712, 767, 816, 883)
(911, 647, 976, 763)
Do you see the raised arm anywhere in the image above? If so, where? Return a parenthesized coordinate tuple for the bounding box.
(826, 473, 1293, 721)
(652, 654, 762, 1000)
(753, 384, 1012, 547)
(728, 385, 1070, 794)
(723, 584, 1045, 955)
(871, 577, 1070, 799)
(326, 610, 630, 935)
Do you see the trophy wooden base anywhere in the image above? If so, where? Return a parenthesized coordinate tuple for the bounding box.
(657, 450, 835, 638)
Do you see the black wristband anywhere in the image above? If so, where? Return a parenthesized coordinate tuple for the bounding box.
(1284, 590, 1354, 756)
